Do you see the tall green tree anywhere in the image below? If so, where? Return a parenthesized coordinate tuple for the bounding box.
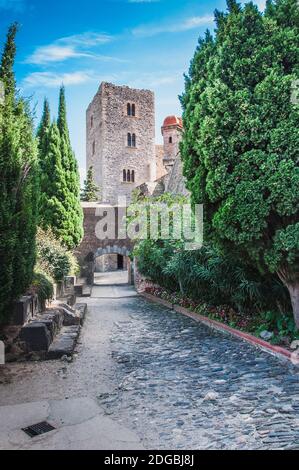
(37, 98, 51, 160)
(37, 88, 83, 249)
(180, 0, 299, 327)
(0, 24, 39, 321)
(57, 86, 83, 248)
(81, 166, 100, 202)
(39, 122, 73, 245)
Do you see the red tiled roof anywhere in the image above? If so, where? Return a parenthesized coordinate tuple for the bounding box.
(162, 115, 183, 128)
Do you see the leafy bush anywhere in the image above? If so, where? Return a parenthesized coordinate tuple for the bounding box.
(36, 228, 79, 283)
(29, 272, 54, 309)
(254, 311, 299, 344)
(137, 239, 291, 315)
(163, 245, 291, 314)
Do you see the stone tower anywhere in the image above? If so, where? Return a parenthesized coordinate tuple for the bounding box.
(86, 82, 156, 205)
(161, 115, 183, 173)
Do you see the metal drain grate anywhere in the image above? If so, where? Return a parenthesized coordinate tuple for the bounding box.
(22, 422, 56, 438)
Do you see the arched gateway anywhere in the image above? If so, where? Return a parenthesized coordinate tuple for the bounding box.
(75, 203, 134, 285)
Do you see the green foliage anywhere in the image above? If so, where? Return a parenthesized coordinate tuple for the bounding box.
(180, 0, 299, 326)
(81, 166, 100, 202)
(57, 86, 83, 248)
(0, 24, 39, 323)
(37, 98, 51, 169)
(37, 87, 83, 249)
(30, 271, 54, 309)
(254, 310, 299, 344)
(36, 228, 79, 283)
(137, 239, 290, 314)
(131, 192, 290, 313)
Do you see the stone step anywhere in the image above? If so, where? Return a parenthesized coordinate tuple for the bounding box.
(75, 303, 88, 325)
(81, 286, 92, 298)
(47, 325, 81, 360)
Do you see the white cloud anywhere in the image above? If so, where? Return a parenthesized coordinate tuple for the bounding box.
(132, 14, 214, 37)
(23, 71, 95, 88)
(0, 0, 24, 11)
(58, 32, 112, 47)
(26, 32, 114, 65)
(26, 46, 91, 65)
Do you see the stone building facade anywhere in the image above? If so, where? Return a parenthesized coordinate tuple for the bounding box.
(86, 82, 156, 205)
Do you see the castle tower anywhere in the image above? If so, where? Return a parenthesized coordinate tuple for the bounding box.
(161, 115, 183, 173)
(86, 82, 156, 205)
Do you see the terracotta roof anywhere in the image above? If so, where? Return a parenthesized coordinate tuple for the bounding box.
(162, 115, 183, 128)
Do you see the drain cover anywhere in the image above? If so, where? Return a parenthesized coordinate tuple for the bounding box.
(22, 422, 56, 438)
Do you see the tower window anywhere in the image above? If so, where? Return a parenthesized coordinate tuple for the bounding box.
(127, 103, 136, 117)
(169, 137, 173, 144)
(91, 116, 93, 128)
(92, 141, 96, 155)
(132, 133, 136, 147)
(127, 133, 132, 147)
(123, 169, 135, 183)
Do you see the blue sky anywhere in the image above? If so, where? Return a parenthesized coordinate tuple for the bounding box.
(0, 0, 266, 183)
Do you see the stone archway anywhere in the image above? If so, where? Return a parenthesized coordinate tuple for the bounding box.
(94, 245, 131, 259)
(94, 245, 133, 285)
(75, 203, 134, 285)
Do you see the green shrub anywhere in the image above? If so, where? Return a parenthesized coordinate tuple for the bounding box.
(254, 311, 299, 344)
(29, 272, 54, 309)
(36, 228, 79, 283)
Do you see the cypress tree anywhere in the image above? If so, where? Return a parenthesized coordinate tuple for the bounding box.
(39, 122, 70, 243)
(37, 98, 51, 159)
(0, 24, 39, 322)
(81, 166, 100, 202)
(57, 86, 83, 248)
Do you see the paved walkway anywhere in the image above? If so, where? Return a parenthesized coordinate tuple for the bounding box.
(0, 282, 298, 450)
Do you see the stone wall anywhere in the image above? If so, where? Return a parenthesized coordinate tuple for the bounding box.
(87, 82, 156, 205)
(95, 255, 128, 273)
(155, 144, 167, 180)
(162, 125, 182, 163)
(166, 155, 190, 197)
(75, 203, 134, 272)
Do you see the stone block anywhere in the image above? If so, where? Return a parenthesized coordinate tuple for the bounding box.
(57, 304, 81, 327)
(47, 326, 81, 360)
(20, 322, 52, 352)
(74, 285, 83, 296)
(67, 294, 77, 307)
(12, 296, 32, 326)
(74, 303, 88, 325)
(36, 309, 64, 339)
(64, 276, 76, 296)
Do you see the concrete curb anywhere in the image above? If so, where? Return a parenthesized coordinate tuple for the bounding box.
(140, 292, 294, 365)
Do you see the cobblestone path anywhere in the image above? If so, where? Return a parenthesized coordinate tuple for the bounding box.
(98, 297, 299, 450)
(1, 285, 298, 450)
